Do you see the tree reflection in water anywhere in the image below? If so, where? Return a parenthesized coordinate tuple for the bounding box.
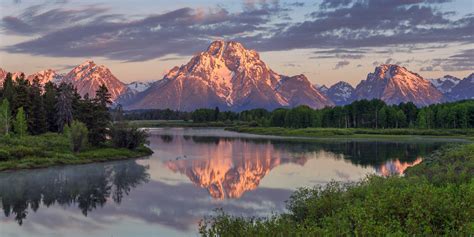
(165, 136, 444, 199)
(0, 160, 149, 225)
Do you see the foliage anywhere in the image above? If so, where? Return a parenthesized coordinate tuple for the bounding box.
(13, 107, 27, 137)
(199, 144, 474, 236)
(173, 99, 474, 130)
(0, 99, 11, 135)
(56, 83, 74, 132)
(0, 133, 152, 171)
(110, 122, 149, 149)
(0, 72, 116, 146)
(68, 120, 89, 153)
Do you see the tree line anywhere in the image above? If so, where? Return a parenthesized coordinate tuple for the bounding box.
(187, 99, 474, 129)
(0, 72, 147, 151)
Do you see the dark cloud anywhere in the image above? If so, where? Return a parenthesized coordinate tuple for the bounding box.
(2, 5, 109, 35)
(319, 0, 352, 9)
(311, 48, 365, 59)
(288, 2, 305, 7)
(4, 4, 286, 61)
(334, 60, 350, 69)
(249, 0, 473, 52)
(2, 0, 473, 64)
(423, 49, 474, 71)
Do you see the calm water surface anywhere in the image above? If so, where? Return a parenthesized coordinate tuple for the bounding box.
(0, 128, 462, 236)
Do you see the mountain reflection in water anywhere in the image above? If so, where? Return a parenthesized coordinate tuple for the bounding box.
(0, 128, 455, 236)
(159, 133, 437, 199)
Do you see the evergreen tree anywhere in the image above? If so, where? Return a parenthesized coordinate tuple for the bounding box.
(14, 74, 31, 116)
(90, 84, 112, 144)
(43, 82, 58, 132)
(29, 78, 47, 135)
(13, 107, 27, 137)
(0, 99, 11, 135)
(2, 73, 16, 114)
(214, 107, 220, 121)
(378, 107, 387, 129)
(56, 83, 74, 132)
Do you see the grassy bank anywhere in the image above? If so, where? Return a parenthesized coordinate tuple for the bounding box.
(199, 143, 474, 236)
(226, 126, 474, 139)
(0, 133, 153, 171)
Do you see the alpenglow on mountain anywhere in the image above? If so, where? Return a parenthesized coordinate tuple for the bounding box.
(121, 40, 333, 111)
(62, 60, 128, 101)
(354, 64, 443, 106)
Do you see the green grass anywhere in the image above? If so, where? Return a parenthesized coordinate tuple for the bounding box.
(226, 126, 474, 139)
(0, 133, 153, 171)
(199, 143, 474, 236)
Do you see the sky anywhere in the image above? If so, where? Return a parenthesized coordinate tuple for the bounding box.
(0, 0, 473, 87)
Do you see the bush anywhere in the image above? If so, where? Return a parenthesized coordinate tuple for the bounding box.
(68, 121, 89, 153)
(0, 149, 10, 160)
(200, 144, 474, 236)
(9, 146, 37, 159)
(110, 123, 149, 150)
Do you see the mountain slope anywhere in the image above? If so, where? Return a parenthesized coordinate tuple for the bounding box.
(429, 75, 460, 94)
(63, 60, 128, 101)
(354, 64, 443, 106)
(26, 69, 63, 85)
(447, 73, 474, 101)
(124, 41, 333, 111)
(325, 81, 355, 106)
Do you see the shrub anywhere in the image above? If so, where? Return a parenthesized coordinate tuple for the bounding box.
(0, 149, 10, 160)
(9, 146, 37, 158)
(68, 120, 89, 153)
(110, 123, 149, 150)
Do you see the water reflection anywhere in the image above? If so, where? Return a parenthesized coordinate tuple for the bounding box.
(155, 132, 442, 199)
(0, 128, 460, 236)
(0, 160, 149, 225)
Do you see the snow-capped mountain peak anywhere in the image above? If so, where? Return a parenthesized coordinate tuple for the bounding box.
(64, 60, 127, 100)
(27, 69, 64, 85)
(429, 75, 461, 94)
(122, 40, 333, 111)
(326, 81, 355, 105)
(355, 64, 443, 106)
(127, 81, 154, 93)
(447, 73, 474, 101)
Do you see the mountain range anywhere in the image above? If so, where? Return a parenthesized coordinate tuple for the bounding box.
(0, 40, 473, 110)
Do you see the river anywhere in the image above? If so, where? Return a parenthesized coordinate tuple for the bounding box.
(0, 128, 461, 236)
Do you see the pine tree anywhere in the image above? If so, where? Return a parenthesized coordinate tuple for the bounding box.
(14, 74, 31, 116)
(0, 99, 11, 135)
(2, 73, 16, 113)
(29, 77, 47, 135)
(90, 84, 112, 144)
(43, 82, 58, 132)
(378, 107, 387, 129)
(56, 83, 74, 132)
(13, 107, 27, 137)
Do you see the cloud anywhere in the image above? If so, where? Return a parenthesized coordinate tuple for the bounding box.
(283, 63, 300, 67)
(3, 2, 288, 61)
(310, 48, 365, 59)
(248, 0, 473, 52)
(2, 4, 109, 35)
(334, 60, 350, 70)
(2, 0, 473, 65)
(422, 48, 474, 71)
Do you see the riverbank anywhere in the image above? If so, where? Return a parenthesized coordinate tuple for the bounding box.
(199, 143, 474, 236)
(0, 133, 153, 171)
(226, 126, 474, 139)
(129, 120, 227, 128)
